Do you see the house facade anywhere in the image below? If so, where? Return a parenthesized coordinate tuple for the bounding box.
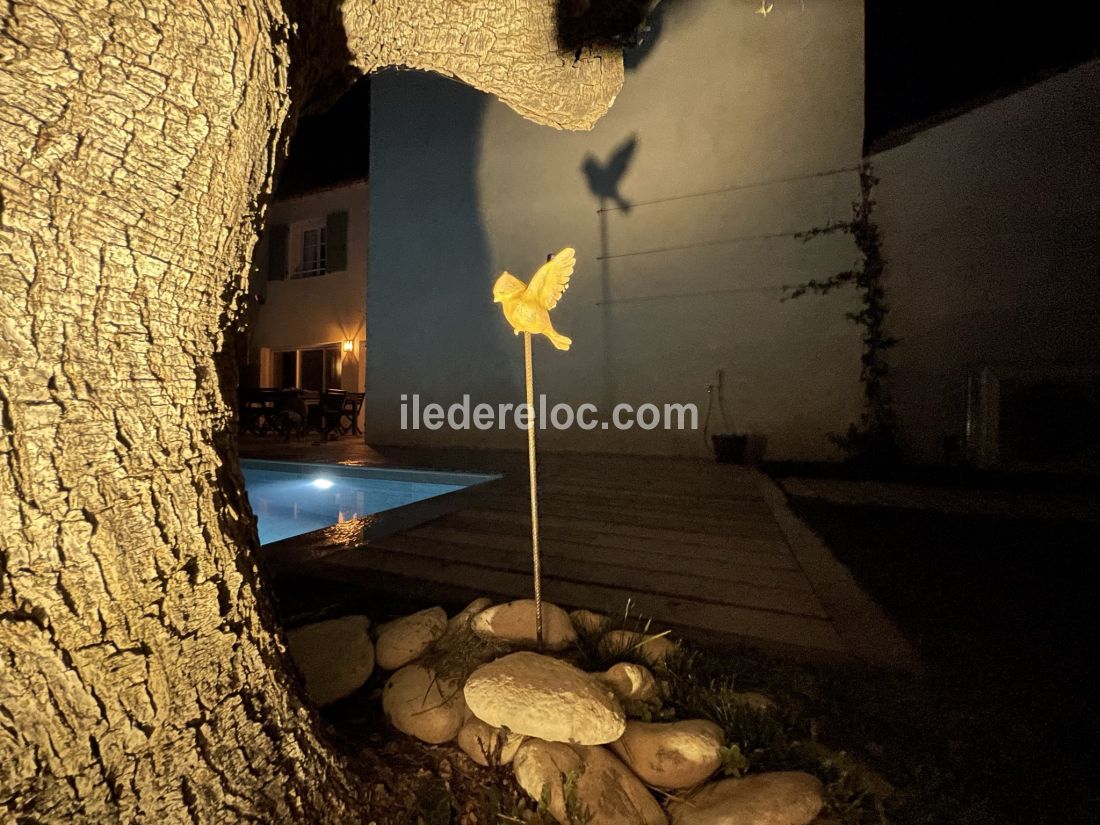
(244, 179, 369, 416)
(365, 1, 1098, 468)
(871, 59, 1100, 470)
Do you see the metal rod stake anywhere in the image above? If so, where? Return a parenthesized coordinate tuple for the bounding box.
(523, 332, 544, 651)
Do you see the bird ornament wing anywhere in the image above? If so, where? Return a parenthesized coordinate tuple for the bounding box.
(493, 271, 527, 301)
(528, 247, 576, 310)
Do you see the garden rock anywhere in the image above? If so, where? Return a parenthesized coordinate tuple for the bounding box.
(471, 599, 577, 650)
(570, 608, 611, 635)
(448, 596, 493, 631)
(382, 664, 466, 744)
(601, 630, 679, 667)
(597, 662, 659, 706)
(456, 717, 525, 766)
(668, 771, 825, 825)
(375, 606, 447, 670)
(285, 614, 373, 706)
(464, 651, 625, 744)
(513, 740, 668, 825)
(610, 719, 724, 789)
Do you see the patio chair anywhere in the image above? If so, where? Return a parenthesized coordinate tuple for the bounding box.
(271, 389, 309, 441)
(340, 392, 365, 436)
(311, 390, 347, 440)
(239, 387, 269, 435)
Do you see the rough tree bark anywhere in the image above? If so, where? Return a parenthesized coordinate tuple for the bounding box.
(0, 1, 621, 821)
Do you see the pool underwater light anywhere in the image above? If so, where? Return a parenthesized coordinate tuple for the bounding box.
(311, 478, 334, 490)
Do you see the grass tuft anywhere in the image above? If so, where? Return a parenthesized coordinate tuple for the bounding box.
(416, 614, 512, 685)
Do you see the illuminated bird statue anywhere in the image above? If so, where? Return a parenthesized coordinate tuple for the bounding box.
(492, 246, 577, 650)
(493, 247, 575, 350)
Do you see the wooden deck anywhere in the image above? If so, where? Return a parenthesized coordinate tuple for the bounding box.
(243, 439, 918, 669)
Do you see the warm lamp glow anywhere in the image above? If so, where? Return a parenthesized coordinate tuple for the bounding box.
(341, 340, 354, 353)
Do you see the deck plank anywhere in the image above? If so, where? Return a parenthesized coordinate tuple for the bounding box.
(315, 547, 846, 652)
(371, 533, 826, 616)
(412, 518, 801, 570)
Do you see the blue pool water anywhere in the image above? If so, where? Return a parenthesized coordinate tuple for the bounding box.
(242, 459, 490, 544)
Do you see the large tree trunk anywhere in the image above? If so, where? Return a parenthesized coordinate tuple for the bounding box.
(0, 1, 620, 821)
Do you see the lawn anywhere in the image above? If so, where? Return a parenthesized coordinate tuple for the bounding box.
(786, 496, 1100, 824)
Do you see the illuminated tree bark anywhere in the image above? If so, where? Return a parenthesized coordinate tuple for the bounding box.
(0, 1, 620, 821)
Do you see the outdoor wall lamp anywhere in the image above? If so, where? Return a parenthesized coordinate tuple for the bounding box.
(342, 340, 354, 353)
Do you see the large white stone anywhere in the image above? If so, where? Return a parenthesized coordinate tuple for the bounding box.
(471, 599, 577, 651)
(382, 664, 466, 744)
(610, 719, 725, 790)
(456, 717, 526, 766)
(375, 606, 447, 670)
(668, 772, 825, 825)
(601, 630, 679, 668)
(513, 740, 667, 825)
(285, 614, 373, 706)
(464, 651, 625, 745)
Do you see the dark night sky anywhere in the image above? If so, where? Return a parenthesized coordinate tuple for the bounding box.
(275, 2, 1098, 194)
(276, 77, 372, 197)
(865, 1, 1098, 150)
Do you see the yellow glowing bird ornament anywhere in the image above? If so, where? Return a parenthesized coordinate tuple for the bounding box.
(493, 247, 575, 351)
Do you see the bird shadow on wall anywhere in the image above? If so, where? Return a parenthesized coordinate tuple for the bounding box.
(583, 136, 638, 213)
(581, 134, 638, 410)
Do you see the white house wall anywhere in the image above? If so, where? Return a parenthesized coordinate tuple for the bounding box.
(873, 60, 1100, 464)
(368, 0, 866, 459)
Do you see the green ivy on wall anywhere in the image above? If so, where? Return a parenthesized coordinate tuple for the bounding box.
(784, 164, 901, 466)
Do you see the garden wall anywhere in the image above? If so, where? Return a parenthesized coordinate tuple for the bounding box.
(367, 0, 866, 459)
(873, 59, 1100, 467)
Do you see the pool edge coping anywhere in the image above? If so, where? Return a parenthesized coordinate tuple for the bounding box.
(252, 460, 502, 574)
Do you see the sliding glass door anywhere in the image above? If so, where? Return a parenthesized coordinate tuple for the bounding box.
(274, 346, 341, 391)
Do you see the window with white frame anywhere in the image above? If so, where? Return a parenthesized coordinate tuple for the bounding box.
(264, 210, 347, 282)
(291, 221, 327, 278)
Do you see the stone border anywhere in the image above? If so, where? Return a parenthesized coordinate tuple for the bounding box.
(755, 471, 923, 673)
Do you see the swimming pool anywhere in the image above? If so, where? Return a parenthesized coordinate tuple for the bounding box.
(241, 459, 496, 545)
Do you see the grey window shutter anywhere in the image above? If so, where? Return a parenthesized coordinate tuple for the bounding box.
(267, 223, 289, 281)
(326, 211, 348, 273)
